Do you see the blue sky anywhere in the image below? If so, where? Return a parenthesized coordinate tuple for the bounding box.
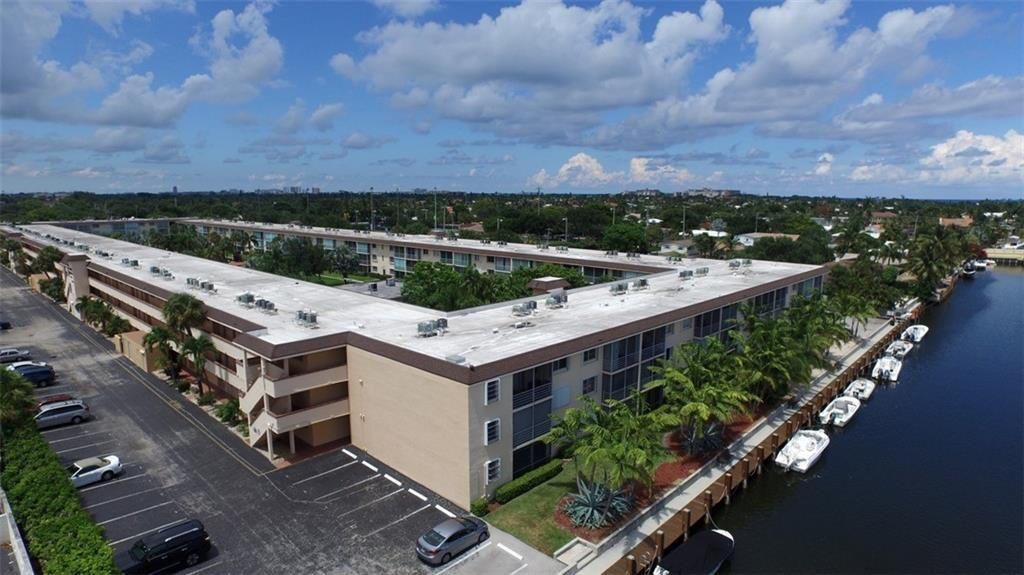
(1, 0, 1021, 198)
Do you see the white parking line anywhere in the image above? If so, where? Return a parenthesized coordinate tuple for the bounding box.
(361, 461, 378, 472)
(313, 473, 381, 501)
(408, 489, 428, 501)
(509, 563, 530, 575)
(107, 519, 183, 546)
(47, 430, 108, 444)
(435, 504, 456, 518)
(384, 473, 401, 486)
(342, 448, 357, 459)
(363, 504, 431, 538)
(34, 385, 73, 394)
(434, 541, 492, 575)
(97, 501, 174, 526)
(41, 426, 85, 436)
(497, 543, 523, 561)
(84, 486, 164, 510)
(291, 460, 359, 486)
(80, 473, 148, 492)
(55, 439, 116, 454)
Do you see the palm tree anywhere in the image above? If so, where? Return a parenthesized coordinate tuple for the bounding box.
(181, 335, 215, 395)
(693, 234, 718, 258)
(1, 369, 36, 428)
(544, 404, 590, 482)
(32, 246, 63, 279)
(103, 315, 131, 337)
(162, 292, 206, 339)
(143, 326, 178, 374)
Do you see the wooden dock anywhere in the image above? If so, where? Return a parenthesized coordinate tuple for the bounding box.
(986, 248, 1024, 266)
(594, 307, 929, 575)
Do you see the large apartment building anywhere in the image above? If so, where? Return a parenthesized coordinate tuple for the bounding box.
(2, 221, 825, 509)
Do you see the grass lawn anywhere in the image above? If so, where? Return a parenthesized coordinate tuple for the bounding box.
(486, 461, 577, 556)
(319, 271, 383, 284)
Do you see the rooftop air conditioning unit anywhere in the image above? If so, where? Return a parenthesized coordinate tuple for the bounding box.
(729, 260, 742, 270)
(545, 291, 568, 308)
(742, 259, 752, 267)
(417, 320, 438, 337)
(696, 267, 709, 277)
(121, 257, 131, 266)
(497, 241, 507, 246)
(610, 283, 628, 295)
(150, 265, 162, 274)
(129, 260, 139, 268)
(679, 270, 694, 280)
(161, 269, 174, 280)
(632, 278, 649, 290)
(435, 317, 448, 332)
(512, 303, 532, 317)
(481, 239, 491, 244)
(369, 283, 378, 292)
(556, 246, 569, 252)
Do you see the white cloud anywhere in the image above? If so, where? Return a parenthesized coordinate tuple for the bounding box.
(844, 75, 1024, 123)
(136, 136, 190, 164)
(529, 153, 624, 188)
(342, 131, 394, 149)
(334, 0, 727, 146)
(629, 157, 694, 184)
(919, 129, 1024, 184)
(276, 99, 307, 134)
(309, 102, 345, 132)
(850, 163, 906, 182)
(82, 0, 195, 36)
(814, 152, 834, 175)
(94, 73, 193, 127)
(369, 0, 438, 18)
(1, 128, 148, 157)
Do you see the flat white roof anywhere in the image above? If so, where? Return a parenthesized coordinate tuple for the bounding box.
(9, 223, 820, 368)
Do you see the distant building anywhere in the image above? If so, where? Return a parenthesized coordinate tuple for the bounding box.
(681, 188, 739, 199)
(287, 186, 302, 194)
(691, 229, 729, 238)
(735, 232, 799, 248)
(172, 185, 178, 194)
(623, 188, 662, 197)
(310, 187, 321, 194)
(939, 215, 973, 228)
(870, 211, 899, 225)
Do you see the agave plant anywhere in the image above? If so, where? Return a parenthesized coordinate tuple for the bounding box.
(563, 478, 633, 529)
(679, 422, 728, 454)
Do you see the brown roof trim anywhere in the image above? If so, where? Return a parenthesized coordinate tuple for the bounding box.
(464, 265, 828, 382)
(61, 253, 89, 263)
(86, 262, 267, 333)
(186, 220, 670, 274)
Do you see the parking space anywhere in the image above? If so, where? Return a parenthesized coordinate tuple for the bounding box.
(2, 269, 560, 574)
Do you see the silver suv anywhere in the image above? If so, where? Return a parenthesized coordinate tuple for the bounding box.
(35, 400, 91, 429)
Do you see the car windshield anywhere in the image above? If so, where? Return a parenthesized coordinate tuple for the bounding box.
(129, 541, 149, 561)
(422, 529, 445, 546)
(66, 465, 79, 475)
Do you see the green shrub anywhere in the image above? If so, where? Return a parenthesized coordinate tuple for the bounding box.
(197, 392, 216, 406)
(215, 398, 241, 426)
(470, 497, 490, 517)
(494, 459, 563, 504)
(175, 380, 191, 394)
(0, 426, 117, 574)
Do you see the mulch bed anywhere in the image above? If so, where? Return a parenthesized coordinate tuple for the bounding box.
(555, 403, 778, 543)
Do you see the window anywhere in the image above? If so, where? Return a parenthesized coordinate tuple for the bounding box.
(582, 376, 596, 394)
(512, 441, 550, 477)
(486, 459, 501, 483)
(485, 379, 500, 405)
(485, 419, 500, 445)
(583, 348, 597, 363)
(666, 322, 675, 335)
(553, 357, 569, 372)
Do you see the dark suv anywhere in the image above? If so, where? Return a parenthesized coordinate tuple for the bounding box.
(17, 364, 55, 387)
(115, 519, 212, 573)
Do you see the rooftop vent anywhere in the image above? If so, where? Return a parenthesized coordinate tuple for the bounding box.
(512, 320, 533, 329)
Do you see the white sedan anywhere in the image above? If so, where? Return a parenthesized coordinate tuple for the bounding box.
(5, 360, 48, 371)
(67, 455, 123, 488)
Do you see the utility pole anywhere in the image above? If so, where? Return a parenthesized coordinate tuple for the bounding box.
(433, 186, 438, 232)
(369, 186, 374, 232)
(563, 217, 569, 242)
(497, 217, 502, 237)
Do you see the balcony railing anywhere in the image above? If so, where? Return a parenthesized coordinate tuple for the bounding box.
(604, 352, 639, 373)
(265, 397, 350, 434)
(512, 382, 552, 410)
(641, 342, 665, 361)
(513, 419, 552, 447)
(260, 364, 348, 398)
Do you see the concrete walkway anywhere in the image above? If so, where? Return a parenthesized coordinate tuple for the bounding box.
(570, 314, 904, 575)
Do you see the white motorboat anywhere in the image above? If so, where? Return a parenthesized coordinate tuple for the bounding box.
(843, 378, 876, 400)
(885, 339, 913, 359)
(973, 259, 988, 271)
(774, 430, 830, 473)
(818, 396, 861, 427)
(985, 259, 996, 268)
(653, 529, 735, 575)
(872, 356, 903, 382)
(902, 324, 929, 343)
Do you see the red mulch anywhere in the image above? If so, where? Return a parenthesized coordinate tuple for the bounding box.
(555, 404, 777, 542)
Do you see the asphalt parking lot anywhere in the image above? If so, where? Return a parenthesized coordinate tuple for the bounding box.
(2, 269, 558, 575)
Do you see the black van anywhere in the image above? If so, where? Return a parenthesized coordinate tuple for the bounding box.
(115, 519, 212, 573)
(17, 364, 55, 387)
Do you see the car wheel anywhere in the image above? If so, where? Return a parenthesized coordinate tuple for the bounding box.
(441, 553, 451, 565)
(478, 532, 489, 544)
(101, 471, 114, 481)
(71, 416, 83, 424)
(185, 552, 201, 567)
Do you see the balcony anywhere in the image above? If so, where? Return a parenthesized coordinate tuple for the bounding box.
(260, 364, 348, 398)
(513, 382, 552, 410)
(265, 397, 350, 434)
(641, 342, 665, 361)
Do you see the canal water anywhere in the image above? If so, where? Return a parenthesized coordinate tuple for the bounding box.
(713, 268, 1023, 573)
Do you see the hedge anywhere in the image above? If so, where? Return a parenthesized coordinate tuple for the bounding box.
(0, 426, 118, 574)
(470, 497, 489, 517)
(494, 459, 564, 504)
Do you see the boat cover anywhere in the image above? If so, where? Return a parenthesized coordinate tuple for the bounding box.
(657, 530, 735, 575)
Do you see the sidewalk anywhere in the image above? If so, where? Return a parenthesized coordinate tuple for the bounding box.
(569, 314, 905, 575)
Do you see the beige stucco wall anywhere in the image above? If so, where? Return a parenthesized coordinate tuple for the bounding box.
(347, 345, 472, 508)
(294, 417, 349, 447)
